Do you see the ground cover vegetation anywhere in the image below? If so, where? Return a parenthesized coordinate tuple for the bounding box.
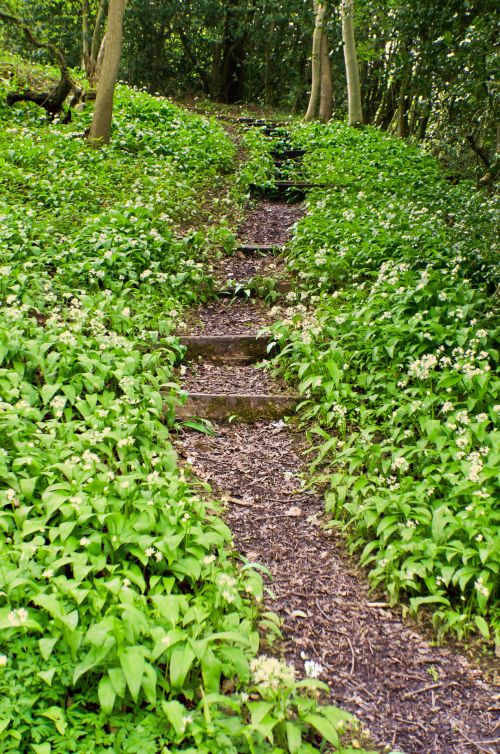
(266, 122, 499, 643)
(0, 60, 373, 754)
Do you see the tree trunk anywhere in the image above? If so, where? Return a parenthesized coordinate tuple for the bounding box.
(291, 49, 309, 114)
(88, 0, 127, 146)
(396, 51, 410, 138)
(341, 0, 363, 126)
(375, 80, 398, 130)
(212, 0, 248, 103)
(305, 1, 327, 121)
(82, 0, 90, 69)
(91, 0, 107, 61)
(93, 32, 107, 85)
(319, 29, 332, 121)
(416, 107, 431, 140)
(178, 28, 212, 95)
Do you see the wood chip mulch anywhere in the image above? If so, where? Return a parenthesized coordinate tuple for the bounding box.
(177, 196, 499, 754)
(212, 252, 287, 286)
(181, 362, 281, 395)
(237, 200, 305, 246)
(180, 421, 500, 754)
(179, 299, 278, 336)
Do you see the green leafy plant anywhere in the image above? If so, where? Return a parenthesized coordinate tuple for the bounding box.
(268, 121, 499, 643)
(0, 57, 371, 753)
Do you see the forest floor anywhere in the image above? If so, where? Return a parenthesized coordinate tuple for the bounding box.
(175, 195, 499, 754)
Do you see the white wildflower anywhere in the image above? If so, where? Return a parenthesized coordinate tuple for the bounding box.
(304, 659, 324, 679)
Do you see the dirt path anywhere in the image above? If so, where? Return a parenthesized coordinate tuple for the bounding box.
(177, 192, 499, 754)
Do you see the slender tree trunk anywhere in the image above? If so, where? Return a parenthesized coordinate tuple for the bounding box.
(304, 1, 327, 121)
(82, 0, 90, 69)
(319, 29, 332, 121)
(93, 32, 107, 85)
(291, 48, 308, 113)
(264, 29, 274, 106)
(416, 107, 431, 140)
(91, 0, 107, 62)
(341, 0, 363, 126)
(375, 80, 398, 129)
(178, 29, 212, 94)
(396, 48, 410, 138)
(83, 0, 107, 82)
(88, 0, 127, 146)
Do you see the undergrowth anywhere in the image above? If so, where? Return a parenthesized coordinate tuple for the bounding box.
(267, 122, 499, 645)
(0, 59, 372, 754)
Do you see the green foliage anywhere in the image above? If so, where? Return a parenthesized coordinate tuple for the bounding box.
(237, 127, 277, 191)
(0, 61, 370, 753)
(269, 121, 499, 642)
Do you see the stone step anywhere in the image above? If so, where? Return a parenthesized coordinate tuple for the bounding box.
(176, 392, 298, 422)
(179, 335, 274, 363)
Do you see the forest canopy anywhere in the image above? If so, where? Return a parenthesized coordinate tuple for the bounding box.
(0, 0, 498, 174)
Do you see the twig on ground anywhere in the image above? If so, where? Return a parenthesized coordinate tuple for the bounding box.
(402, 682, 444, 699)
(347, 636, 356, 675)
(455, 727, 498, 754)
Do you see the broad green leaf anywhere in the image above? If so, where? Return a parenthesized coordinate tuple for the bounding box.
(170, 644, 196, 689)
(118, 646, 146, 702)
(98, 676, 116, 715)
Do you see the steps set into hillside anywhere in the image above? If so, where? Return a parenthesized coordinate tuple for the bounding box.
(176, 119, 312, 423)
(171, 118, 500, 754)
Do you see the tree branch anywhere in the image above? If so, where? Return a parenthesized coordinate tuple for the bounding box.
(466, 134, 491, 168)
(0, 10, 67, 72)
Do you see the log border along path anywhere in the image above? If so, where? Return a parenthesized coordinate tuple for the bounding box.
(174, 119, 500, 754)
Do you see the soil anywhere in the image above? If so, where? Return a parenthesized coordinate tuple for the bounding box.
(177, 191, 500, 754)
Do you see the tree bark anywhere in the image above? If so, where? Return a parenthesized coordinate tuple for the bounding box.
(82, 0, 91, 69)
(319, 29, 332, 121)
(91, 0, 107, 62)
(88, 0, 127, 146)
(341, 0, 363, 126)
(305, 1, 327, 121)
(93, 32, 107, 85)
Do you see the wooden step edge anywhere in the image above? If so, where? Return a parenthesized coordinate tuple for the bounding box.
(235, 244, 282, 255)
(271, 149, 307, 159)
(217, 279, 292, 296)
(174, 392, 299, 422)
(216, 115, 289, 127)
(275, 181, 331, 189)
(249, 181, 335, 195)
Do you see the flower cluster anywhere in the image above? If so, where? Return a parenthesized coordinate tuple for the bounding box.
(250, 656, 296, 691)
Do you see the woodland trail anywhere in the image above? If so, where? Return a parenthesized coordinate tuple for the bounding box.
(175, 129, 499, 754)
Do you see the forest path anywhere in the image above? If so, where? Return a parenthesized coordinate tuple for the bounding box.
(175, 128, 499, 754)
